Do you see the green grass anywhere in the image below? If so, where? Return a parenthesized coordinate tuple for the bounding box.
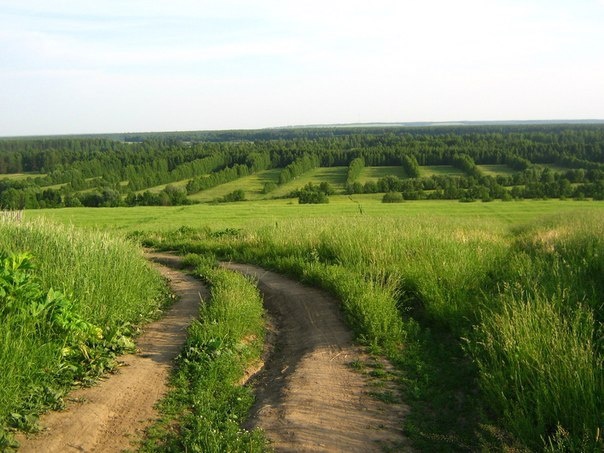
(188, 169, 280, 202)
(420, 165, 465, 177)
(26, 198, 604, 232)
(269, 166, 347, 197)
(142, 255, 268, 452)
(0, 218, 167, 447)
(476, 164, 516, 176)
(0, 172, 46, 181)
(138, 178, 191, 194)
(137, 206, 604, 451)
(357, 166, 408, 183)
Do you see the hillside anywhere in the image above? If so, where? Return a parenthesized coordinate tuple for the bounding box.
(1, 124, 603, 208)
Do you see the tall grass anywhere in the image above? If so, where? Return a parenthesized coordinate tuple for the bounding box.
(0, 218, 166, 446)
(140, 210, 603, 450)
(143, 254, 268, 452)
(0, 218, 165, 326)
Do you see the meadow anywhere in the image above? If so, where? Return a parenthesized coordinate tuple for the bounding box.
(22, 197, 602, 450)
(2, 125, 604, 450)
(137, 200, 603, 451)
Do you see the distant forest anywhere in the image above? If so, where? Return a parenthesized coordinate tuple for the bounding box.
(1, 124, 604, 208)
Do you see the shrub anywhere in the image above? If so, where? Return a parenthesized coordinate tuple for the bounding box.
(382, 191, 403, 203)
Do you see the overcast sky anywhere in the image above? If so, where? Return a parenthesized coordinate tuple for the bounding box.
(1, 0, 604, 136)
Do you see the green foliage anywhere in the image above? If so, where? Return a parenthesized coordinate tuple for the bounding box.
(297, 183, 330, 204)
(142, 258, 267, 452)
(400, 154, 420, 178)
(382, 191, 403, 203)
(187, 164, 252, 195)
(137, 209, 604, 450)
(3, 125, 604, 207)
(0, 220, 167, 443)
(346, 157, 365, 184)
(278, 154, 321, 185)
(219, 189, 245, 203)
(261, 181, 277, 194)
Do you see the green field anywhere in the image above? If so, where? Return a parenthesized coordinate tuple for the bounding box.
(7, 197, 604, 451)
(127, 199, 603, 451)
(476, 164, 515, 176)
(420, 165, 465, 177)
(269, 167, 348, 197)
(539, 163, 573, 173)
(26, 197, 603, 231)
(357, 166, 408, 183)
(0, 172, 45, 181)
(188, 169, 281, 201)
(137, 178, 190, 194)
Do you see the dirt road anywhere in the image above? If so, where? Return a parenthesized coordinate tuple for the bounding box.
(224, 263, 410, 452)
(17, 255, 409, 452)
(16, 253, 207, 453)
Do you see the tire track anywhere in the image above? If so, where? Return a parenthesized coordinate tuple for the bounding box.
(16, 253, 206, 453)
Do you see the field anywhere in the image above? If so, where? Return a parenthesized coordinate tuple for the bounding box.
(25, 197, 601, 231)
(129, 199, 603, 451)
(0, 172, 45, 181)
(419, 165, 466, 177)
(188, 169, 280, 201)
(357, 166, 408, 182)
(2, 126, 604, 450)
(476, 163, 515, 176)
(4, 195, 604, 451)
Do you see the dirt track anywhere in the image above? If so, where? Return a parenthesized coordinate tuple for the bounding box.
(224, 263, 410, 452)
(16, 253, 207, 453)
(16, 255, 409, 452)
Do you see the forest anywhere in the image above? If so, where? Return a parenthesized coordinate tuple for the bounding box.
(1, 124, 604, 209)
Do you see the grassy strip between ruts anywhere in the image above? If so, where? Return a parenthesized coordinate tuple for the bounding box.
(141, 253, 269, 452)
(137, 210, 603, 452)
(0, 218, 168, 449)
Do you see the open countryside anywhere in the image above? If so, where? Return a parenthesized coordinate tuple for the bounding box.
(1, 124, 603, 452)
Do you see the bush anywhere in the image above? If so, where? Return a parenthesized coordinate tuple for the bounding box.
(298, 183, 329, 204)
(220, 189, 245, 203)
(382, 191, 403, 203)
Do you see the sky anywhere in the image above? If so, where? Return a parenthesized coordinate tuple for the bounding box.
(1, 0, 604, 136)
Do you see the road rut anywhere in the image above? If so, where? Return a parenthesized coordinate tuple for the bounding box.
(224, 262, 410, 452)
(16, 253, 207, 453)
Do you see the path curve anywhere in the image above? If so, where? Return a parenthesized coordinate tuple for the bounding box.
(17, 253, 207, 453)
(224, 263, 411, 452)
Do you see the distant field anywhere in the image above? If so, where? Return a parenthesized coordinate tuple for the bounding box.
(420, 165, 465, 177)
(0, 172, 45, 181)
(269, 167, 348, 197)
(26, 198, 603, 232)
(357, 166, 407, 183)
(188, 169, 280, 202)
(476, 164, 516, 176)
(138, 178, 191, 194)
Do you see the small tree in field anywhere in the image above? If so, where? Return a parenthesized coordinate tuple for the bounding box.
(298, 183, 329, 204)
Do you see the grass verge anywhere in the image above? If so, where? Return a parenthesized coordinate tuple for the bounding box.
(141, 253, 269, 452)
(0, 218, 168, 449)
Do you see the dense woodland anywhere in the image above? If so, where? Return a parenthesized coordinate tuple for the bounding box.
(1, 124, 604, 208)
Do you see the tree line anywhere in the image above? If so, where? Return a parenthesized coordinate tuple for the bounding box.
(1, 124, 603, 208)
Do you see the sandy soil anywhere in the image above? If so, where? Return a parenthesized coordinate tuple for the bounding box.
(224, 263, 411, 452)
(16, 253, 207, 453)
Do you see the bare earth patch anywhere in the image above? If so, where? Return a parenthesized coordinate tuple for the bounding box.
(16, 253, 207, 453)
(224, 263, 411, 452)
